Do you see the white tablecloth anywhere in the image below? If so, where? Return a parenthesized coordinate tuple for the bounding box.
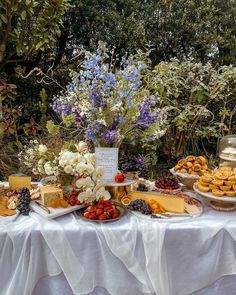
(1, 194, 236, 295)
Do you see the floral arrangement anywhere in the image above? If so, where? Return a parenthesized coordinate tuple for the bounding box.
(18, 140, 110, 202)
(52, 44, 164, 147)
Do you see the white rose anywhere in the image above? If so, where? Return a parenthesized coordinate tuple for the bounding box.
(76, 163, 94, 175)
(84, 153, 96, 165)
(75, 176, 95, 189)
(38, 144, 48, 154)
(76, 141, 88, 153)
(64, 165, 73, 174)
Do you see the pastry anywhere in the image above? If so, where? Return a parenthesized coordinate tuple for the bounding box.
(212, 189, 225, 197)
(209, 184, 219, 190)
(220, 185, 231, 191)
(177, 159, 186, 166)
(186, 156, 196, 162)
(196, 183, 210, 192)
(229, 175, 236, 181)
(198, 180, 210, 187)
(201, 176, 213, 183)
(180, 168, 187, 173)
(225, 191, 235, 197)
(183, 162, 193, 169)
(193, 163, 201, 172)
(196, 156, 207, 164)
(214, 170, 231, 180)
(212, 179, 224, 186)
(224, 181, 235, 186)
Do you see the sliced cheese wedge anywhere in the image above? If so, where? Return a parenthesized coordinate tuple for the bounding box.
(128, 191, 185, 213)
(9, 175, 31, 190)
(40, 186, 63, 207)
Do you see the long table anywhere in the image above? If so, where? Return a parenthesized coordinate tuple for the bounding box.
(1, 194, 236, 295)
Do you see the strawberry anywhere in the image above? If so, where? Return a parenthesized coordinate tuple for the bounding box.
(104, 206, 112, 211)
(70, 199, 77, 206)
(88, 206, 96, 213)
(96, 209, 103, 216)
(104, 200, 111, 206)
(90, 212, 98, 220)
(84, 212, 91, 219)
(112, 212, 119, 219)
(115, 173, 125, 183)
(99, 199, 105, 205)
(75, 199, 81, 205)
(107, 208, 114, 216)
(99, 214, 107, 220)
(97, 204, 104, 209)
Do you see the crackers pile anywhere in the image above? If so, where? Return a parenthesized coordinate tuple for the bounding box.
(173, 156, 209, 176)
(195, 167, 236, 197)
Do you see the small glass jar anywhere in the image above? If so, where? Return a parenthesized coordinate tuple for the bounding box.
(219, 135, 236, 162)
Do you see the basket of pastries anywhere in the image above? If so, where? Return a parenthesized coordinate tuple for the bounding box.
(195, 167, 236, 197)
(170, 155, 210, 189)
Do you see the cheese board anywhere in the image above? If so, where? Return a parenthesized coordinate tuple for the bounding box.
(30, 200, 86, 219)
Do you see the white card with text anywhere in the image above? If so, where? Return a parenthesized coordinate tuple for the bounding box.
(95, 147, 118, 182)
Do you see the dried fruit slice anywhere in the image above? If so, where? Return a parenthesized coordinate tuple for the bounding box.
(121, 196, 131, 206)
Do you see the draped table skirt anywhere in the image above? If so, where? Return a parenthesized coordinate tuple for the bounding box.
(1, 193, 236, 295)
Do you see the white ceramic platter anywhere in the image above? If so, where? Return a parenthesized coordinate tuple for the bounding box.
(193, 185, 236, 202)
(219, 155, 236, 162)
(129, 197, 203, 223)
(30, 201, 86, 219)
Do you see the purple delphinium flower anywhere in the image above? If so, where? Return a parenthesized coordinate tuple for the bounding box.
(102, 129, 118, 144)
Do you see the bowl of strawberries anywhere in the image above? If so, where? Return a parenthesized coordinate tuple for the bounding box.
(76, 199, 127, 223)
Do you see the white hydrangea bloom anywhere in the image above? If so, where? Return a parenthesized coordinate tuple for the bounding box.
(38, 144, 48, 154)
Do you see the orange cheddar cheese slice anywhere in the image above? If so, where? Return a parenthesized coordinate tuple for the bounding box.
(128, 191, 185, 213)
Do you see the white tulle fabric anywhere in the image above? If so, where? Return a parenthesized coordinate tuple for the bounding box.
(1, 193, 236, 295)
